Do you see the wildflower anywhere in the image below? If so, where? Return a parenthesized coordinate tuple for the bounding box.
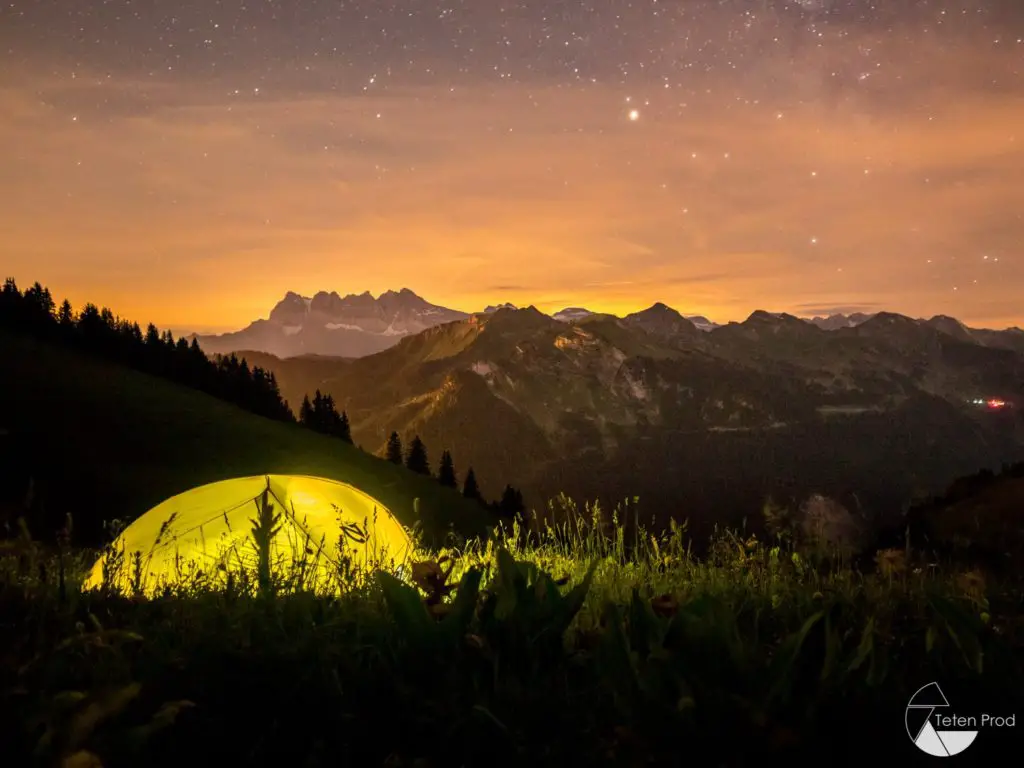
(956, 570, 986, 600)
(874, 548, 906, 578)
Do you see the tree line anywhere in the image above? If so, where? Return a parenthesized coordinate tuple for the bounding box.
(298, 389, 526, 517)
(299, 390, 352, 442)
(383, 430, 525, 520)
(298, 390, 525, 518)
(0, 278, 294, 422)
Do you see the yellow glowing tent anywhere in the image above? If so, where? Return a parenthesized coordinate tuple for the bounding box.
(85, 475, 413, 593)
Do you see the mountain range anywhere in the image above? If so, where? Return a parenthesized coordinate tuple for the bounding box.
(194, 288, 1024, 361)
(226, 297, 1024, 540)
(193, 289, 470, 359)
(193, 289, 732, 359)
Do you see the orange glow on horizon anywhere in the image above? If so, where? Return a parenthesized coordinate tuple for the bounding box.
(2, 32, 1023, 334)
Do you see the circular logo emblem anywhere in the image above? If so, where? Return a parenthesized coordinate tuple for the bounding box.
(906, 682, 978, 757)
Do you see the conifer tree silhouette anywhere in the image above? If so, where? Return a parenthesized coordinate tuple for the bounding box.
(462, 467, 482, 500)
(337, 409, 352, 443)
(385, 431, 404, 464)
(405, 435, 430, 476)
(300, 395, 314, 426)
(438, 449, 457, 488)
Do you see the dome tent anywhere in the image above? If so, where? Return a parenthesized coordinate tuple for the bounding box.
(85, 474, 414, 594)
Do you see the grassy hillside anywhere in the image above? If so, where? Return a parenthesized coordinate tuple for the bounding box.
(905, 463, 1024, 574)
(0, 330, 492, 547)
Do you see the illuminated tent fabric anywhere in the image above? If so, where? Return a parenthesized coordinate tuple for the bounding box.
(84, 475, 413, 593)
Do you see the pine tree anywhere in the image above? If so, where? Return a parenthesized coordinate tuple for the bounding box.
(312, 389, 324, 430)
(438, 449, 457, 488)
(76, 304, 103, 347)
(385, 432, 404, 464)
(57, 299, 75, 328)
(405, 435, 430, 475)
(497, 485, 525, 519)
(24, 282, 55, 327)
(299, 394, 314, 427)
(338, 410, 352, 443)
(0, 278, 24, 332)
(322, 392, 341, 434)
(462, 467, 481, 500)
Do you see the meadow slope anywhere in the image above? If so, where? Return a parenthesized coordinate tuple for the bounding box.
(0, 330, 491, 546)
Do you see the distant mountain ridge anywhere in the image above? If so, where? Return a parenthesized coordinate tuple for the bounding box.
(194, 288, 1023, 359)
(806, 312, 876, 330)
(194, 288, 470, 358)
(194, 292, 730, 358)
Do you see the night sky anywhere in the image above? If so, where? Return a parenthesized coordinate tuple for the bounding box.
(1, 1, 1022, 333)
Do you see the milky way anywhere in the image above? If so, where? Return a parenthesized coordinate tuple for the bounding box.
(1, 1, 1022, 331)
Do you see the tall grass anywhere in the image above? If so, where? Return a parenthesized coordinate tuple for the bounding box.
(0, 501, 1021, 767)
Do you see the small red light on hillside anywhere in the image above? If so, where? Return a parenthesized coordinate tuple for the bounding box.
(986, 399, 1006, 409)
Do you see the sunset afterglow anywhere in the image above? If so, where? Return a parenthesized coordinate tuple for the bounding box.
(1, 2, 1022, 333)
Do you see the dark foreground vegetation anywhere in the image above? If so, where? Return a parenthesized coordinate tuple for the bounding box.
(1, 511, 1021, 768)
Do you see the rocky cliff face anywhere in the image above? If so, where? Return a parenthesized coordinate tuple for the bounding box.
(194, 288, 470, 358)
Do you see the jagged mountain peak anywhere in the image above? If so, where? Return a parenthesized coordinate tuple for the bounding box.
(643, 301, 678, 315)
(486, 304, 549, 321)
(197, 287, 469, 359)
(626, 302, 683, 319)
(623, 302, 699, 340)
(476, 305, 559, 339)
(744, 309, 778, 323)
(483, 302, 518, 314)
(686, 315, 718, 332)
(921, 315, 976, 343)
(806, 312, 875, 331)
(743, 309, 806, 325)
(380, 287, 419, 300)
(865, 310, 914, 324)
(849, 312, 938, 346)
(268, 291, 312, 323)
(552, 307, 594, 322)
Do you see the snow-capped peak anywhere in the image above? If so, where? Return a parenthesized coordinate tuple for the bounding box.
(686, 315, 718, 332)
(552, 307, 594, 323)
